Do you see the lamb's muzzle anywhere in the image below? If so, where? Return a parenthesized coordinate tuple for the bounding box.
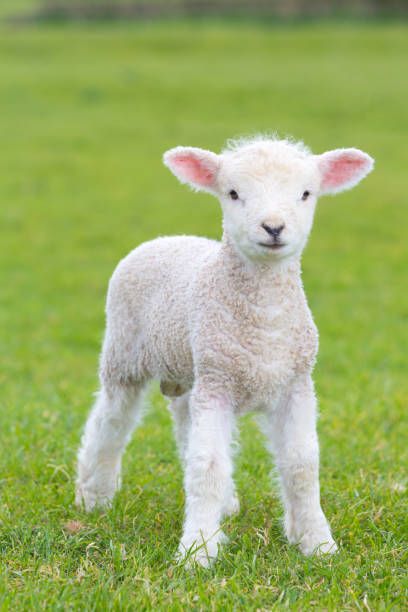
(261, 222, 285, 238)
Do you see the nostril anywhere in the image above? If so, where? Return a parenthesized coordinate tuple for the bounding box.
(262, 223, 285, 238)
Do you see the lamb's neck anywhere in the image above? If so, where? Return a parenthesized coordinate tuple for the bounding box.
(220, 233, 303, 302)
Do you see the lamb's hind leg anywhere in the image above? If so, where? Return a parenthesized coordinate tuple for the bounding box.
(169, 391, 239, 520)
(168, 391, 191, 466)
(76, 381, 144, 511)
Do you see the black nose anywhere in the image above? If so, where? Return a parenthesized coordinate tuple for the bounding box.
(261, 223, 285, 239)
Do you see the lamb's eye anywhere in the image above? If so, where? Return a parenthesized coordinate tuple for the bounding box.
(301, 190, 311, 201)
(229, 190, 239, 200)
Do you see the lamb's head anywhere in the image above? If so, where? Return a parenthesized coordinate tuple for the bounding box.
(164, 136, 374, 262)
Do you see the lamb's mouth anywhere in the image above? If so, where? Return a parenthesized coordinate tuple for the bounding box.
(258, 242, 286, 250)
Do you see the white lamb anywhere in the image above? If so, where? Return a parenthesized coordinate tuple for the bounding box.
(76, 135, 373, 566)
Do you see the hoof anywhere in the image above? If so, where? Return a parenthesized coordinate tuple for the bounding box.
(177, 530, 227, 568)
(75, 483, 114, 512)
(285, 514, 338, 556)
(300, 536, 338, 556)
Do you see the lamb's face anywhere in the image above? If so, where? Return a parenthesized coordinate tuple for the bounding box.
(164, 137, 374, 264)
(216, 142, 320, 260)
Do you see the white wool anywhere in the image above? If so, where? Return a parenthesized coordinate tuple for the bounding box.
(76, 136, 374, 566)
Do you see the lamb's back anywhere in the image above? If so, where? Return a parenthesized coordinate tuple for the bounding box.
(109, 235, 218, 318)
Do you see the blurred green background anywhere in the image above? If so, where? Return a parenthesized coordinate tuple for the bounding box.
(0, 2, 407, 609)
(1, 0, 407, 22)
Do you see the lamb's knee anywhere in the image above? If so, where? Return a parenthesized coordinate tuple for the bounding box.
(278, 445, 318, 469)
(186, 451, 232, 498)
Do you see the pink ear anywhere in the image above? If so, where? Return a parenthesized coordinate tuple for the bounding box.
(163, 146, 219, 191)
(317, 148, 374, 195)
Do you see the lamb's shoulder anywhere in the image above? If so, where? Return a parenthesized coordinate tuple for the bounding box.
(284, 290, 319, 375)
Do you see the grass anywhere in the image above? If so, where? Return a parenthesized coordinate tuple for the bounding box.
(0, 0, 37, 20)
(0, 20, 407, 610)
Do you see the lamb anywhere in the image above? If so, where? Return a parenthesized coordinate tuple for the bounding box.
(75, 135, 374, 566)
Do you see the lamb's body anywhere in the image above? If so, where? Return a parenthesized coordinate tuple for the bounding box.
(102, 236, 212, 393)
(76, 136, 373, 566)
(104, 235, 317, 413)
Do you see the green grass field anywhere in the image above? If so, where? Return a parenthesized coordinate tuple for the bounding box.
(0, 20, 407, 610)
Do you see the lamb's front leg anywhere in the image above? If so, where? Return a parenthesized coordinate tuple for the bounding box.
(178, 386, 236, 567)
(266, 375, 337, 556)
